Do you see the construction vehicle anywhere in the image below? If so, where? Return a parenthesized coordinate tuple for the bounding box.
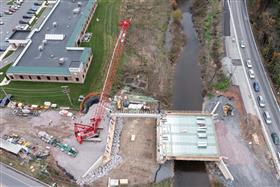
(56, 143, 78, 157)
(74, 20, 131, 144)
(38, 131, 78, 157)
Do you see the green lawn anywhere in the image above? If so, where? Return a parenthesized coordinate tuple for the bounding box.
(0, 64, 12, 82)
(0, 0, 121, 108)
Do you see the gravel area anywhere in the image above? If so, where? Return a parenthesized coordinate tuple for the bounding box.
(204, 87, 280, 187)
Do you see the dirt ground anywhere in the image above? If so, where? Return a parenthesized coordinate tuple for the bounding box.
(204, 86, 280, 187)
(93, 118, 159, 186)
(0, 108, 73, 141)
(0, 108, 76, 186)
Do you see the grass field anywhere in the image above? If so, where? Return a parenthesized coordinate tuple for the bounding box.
(0, 0, 121, 108)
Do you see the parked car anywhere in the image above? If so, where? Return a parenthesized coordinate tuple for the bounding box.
(19, 20, 28, 24)
(246, 59, 252, 68)
(263, 111, 272, 124)
(15, 24, 26, 30)
(34, 2, 42, 6)
(271, 133, 280, 145)
(248, 69, 255, 79)
(257, 95, 265, 108)
(253, 81, 260, 92)
(29, 7, 37, 11)
(0, 21, 4, 25)
(23, 15, 32, 19)
(0, 94, 12, 107)
(240, 40, 246, 48)
(10, 5, 19, 10)
(0, 13, 3, 17)
(27, 11, 36, 14)
(4, 10, 13, 15)
(9, 8, 16, 13)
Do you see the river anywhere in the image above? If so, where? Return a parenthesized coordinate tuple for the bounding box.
(169, 0, 210, 186)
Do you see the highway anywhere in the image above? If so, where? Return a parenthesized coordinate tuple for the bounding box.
(228, 0, 280, 160)
(0, 163, 45, 187)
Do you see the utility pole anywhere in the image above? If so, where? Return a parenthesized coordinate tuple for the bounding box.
(61, 86, 73, 106)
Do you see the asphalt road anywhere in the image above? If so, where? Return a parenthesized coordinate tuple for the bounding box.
(229, 0, 280, 152)
(0, 163, 44, 187)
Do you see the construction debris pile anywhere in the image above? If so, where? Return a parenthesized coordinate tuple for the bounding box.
(7, 101, 58, 117)
(114, 91, 159, 113)
(76, 119, 124, 185)
(1, 134, 50, 160)
(38, 131, 78, 157)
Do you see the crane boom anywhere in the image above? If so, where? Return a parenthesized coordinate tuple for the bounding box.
(74, 20, 131, 144)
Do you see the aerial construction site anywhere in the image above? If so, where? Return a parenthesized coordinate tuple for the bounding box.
(1, 0, 280, 187)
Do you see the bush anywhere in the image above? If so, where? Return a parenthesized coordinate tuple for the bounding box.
(172, 9, 182, 24)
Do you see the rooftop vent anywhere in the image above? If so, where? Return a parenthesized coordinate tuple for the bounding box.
(197, 142, 207, 148)
(53, 22, 57, 28)
(197, 133, 207, 139)
(38, 45, 44, 51)
(42, 39, 47, 45)
(59, 57, 65, 65)
(73, 7, 80, 14)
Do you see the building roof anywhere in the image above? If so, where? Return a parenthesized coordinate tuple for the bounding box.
(9, 31, 31, 41)
(8, 0, 95, 75)
(0, 138, 23, 155)
(158, 112, 219, 162)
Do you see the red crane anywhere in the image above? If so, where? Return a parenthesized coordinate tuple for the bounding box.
(74, 20, 131, 144)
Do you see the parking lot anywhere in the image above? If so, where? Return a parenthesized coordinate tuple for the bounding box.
(0, 0, 37, 52)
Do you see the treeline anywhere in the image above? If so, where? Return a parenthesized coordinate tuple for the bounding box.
(249, 0, 280, 89)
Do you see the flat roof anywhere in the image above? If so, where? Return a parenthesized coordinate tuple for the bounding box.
(0, 138, 23, 155)
(9, 31, 31, 40)
(157, 112, 219, 162)
(8, 0, 96, 75)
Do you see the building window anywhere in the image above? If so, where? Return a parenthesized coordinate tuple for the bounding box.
(28, 76, 32, 80)
(19, 75, 24, 79)
(83, 74, 85, 79)
(86, 63, 88, 68)
(56, 77, 59, 80)
(64, 77, 68, 81)
(47, 76, 50, 80)
(76, 78, 79, 82)
(10, 76, 14, 79)
(37, 76, 41, 80)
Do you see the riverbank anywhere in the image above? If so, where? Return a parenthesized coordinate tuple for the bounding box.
(191, 0, 227, 96)
(117, 0, 174, 107)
